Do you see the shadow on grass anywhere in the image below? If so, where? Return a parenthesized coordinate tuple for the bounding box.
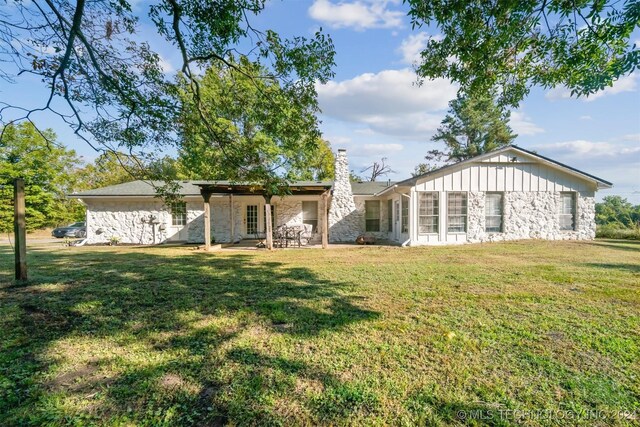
(583, 262, 640, 274)
(590, 239, 640, 253)
(0, 246, 380, 425)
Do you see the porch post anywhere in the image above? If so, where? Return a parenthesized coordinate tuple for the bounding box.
(229, 194, 234, 244)
(264, 194, 273, 250)
(202, 190, 212, 251)
(321, 191, 329, 249)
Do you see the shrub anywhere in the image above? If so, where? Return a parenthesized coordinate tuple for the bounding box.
(596, 224, 640, 240)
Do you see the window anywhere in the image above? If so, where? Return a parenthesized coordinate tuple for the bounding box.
(401, 196, 409, 233)
(559, 192, 576, 231)
(171, 202, 187, 226)
(387, 199, 393, 232)
(365, 200, 380, 232)
(447, 192, 467, 233)
(485, 193, 503, 233)
(418, 192, 439, 234)
(302, 201, 318, 232)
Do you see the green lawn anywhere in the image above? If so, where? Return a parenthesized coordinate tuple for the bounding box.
(1, 240, 639, 426)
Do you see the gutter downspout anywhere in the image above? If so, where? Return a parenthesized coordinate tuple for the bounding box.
(391, 186, 412, 247)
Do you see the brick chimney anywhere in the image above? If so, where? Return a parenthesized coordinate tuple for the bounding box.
(328, 149, 360, 242)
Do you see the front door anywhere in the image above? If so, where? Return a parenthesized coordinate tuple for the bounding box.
(394, 200, 401, 241)
(246, 205, 258, 238)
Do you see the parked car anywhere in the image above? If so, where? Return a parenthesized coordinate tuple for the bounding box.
(52, 222, 86, 238)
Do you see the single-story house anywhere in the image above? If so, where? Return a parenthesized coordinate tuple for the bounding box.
(70, 145, 612, 246)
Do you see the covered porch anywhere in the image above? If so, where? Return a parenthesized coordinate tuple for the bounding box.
(195, 181, 333, 251)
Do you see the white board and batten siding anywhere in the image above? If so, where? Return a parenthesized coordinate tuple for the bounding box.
(414, 161, 596, 194)
(409, 151, 599, 245)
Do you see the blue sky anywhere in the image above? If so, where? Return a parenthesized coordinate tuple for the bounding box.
(2, 0, 639, 202)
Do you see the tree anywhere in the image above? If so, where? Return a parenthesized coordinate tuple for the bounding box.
(0, 123, 83, 231)
(425, 93, 516, 164)
(361, 158, 395, 181)
(286, 139, 335, 181)
(595, 196, 639, 227)
(178, 57, 328, 248)
(412, 163, 438, 177)
(72, 152, 143, 191)
(407, 0, 640, 106)
(0, 1, 335, 176)
(179, 57, 324, 185)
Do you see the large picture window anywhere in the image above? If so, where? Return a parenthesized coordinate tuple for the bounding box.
(365, 200, 380, 232)
(485, 193, 503, 233)
(447, 192, 467, 233)
(418, 192, 439, 234)
(171, 202, 187, 226)
(559, 192, 576, 231)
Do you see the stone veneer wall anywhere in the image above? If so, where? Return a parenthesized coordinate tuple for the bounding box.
(353, 196, 390, 240)
(466, 191, 596, 243)
(85, 199, 206, 244)
(328, 150, 361, 242)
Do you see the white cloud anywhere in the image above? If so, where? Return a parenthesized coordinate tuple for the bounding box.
(317, 68, 457, 139)
(157, 55, 176, 73)
(579, 115, 592, 120)
(308, 0, 404, 31)
(532, 140, 640, 158)
(546, 73, 638, 101)
(510, 111, 544, 136)
(620, 133, 640, 142)
(397, 33, 443, 65)
(397, 33, 425, 64)
(360, 143, 404, 156)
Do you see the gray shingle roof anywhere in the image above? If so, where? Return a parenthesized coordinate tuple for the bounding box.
(70, 180, 334, 197)
(69, 180, 201, 197)
(350, 181, 395, 195)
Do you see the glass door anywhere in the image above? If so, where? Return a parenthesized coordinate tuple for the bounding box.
(246, 205, 258, 237)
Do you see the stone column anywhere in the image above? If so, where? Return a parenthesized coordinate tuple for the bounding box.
(328, 149, 360, 242)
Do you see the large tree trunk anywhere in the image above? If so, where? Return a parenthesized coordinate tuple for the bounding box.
(264, 195, 273, 250)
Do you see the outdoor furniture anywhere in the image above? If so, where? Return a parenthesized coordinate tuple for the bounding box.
(300, 223, 313, 245)
(272, 225, 304, 248)
(356, 234, 376, 245)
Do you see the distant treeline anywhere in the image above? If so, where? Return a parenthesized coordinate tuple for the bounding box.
(595, 196, 640, 240)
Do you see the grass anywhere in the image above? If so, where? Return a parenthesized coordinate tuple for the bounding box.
(1, 240, 639, 426)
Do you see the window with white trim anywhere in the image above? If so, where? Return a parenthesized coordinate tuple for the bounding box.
(485, 193, 503, 233)
(447, 192, 467, 233)
(418, 192, 439, 234)
(170, 202, 187, 226)
(387, 199, 393, 232)
(559, 192, 576, 231)
(401, 196, 409, 233)
(365, 200, 380, 232)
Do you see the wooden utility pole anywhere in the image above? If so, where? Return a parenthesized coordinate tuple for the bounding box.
(14, 178, 27, 281)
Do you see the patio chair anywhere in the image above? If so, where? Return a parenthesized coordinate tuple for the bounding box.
(300, 223, 313, 245)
